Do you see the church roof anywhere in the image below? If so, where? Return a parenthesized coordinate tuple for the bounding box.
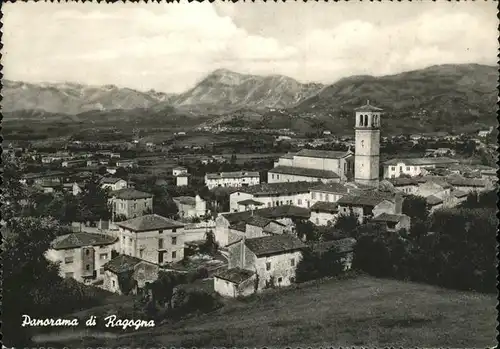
(355, 100, 383, 112)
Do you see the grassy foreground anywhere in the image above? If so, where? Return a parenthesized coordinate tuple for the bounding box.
(61, 276, 497, 348)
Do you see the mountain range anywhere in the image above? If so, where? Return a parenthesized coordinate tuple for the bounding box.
(2, 63, 497, 134)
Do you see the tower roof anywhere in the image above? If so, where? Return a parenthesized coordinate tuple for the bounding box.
(355, 100, 383, 112)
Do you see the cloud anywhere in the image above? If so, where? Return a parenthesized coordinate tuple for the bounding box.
(2, 2, 497, 92)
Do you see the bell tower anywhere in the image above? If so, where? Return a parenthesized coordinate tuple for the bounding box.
(354, 100, 382, 186)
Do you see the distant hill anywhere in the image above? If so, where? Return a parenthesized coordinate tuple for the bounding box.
(2, 80, 176, 115)
(167, 68, 323, 112)
(3, 64, 497, 135)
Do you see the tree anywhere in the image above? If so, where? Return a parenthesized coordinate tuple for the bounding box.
(333, 211, 360, 238)
(77, 174, 112, 223)
(295, 220, 320, 241)
(402, 194, 429, 222)
(200, 230, 219, 255)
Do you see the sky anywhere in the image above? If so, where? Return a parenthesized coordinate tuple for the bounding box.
(3, 1, 498, 93)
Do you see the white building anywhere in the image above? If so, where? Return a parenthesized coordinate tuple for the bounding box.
(101, 177, 128, 191)
(205, 171, 260, 189)
(115, 214, 185, 266)
(354, 101, 382, 187)
(45, 232, 118, 285)
(269, 149, 353, 183)
(383, 157, 460, 179)
(173, 166, 189, 187)
(172, 195, 208, 219)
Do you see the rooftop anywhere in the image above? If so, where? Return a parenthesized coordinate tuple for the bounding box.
(116, 214, 184, 232)
(446, 177, 488, 188)
(270, 165, 340, 179)
(245, 235, 307, 257)
(426, 195, 443, 205)
(51, 232, 117, 250)
(214, 267, 255, 284)
(111, 188, 153, 200)
(295, 149, 351, 160)
(384, 157, 459, 166)
(337, 192, 393, 207)
(222, 205, 311, 224)
(245, 215, 283, 228)
(236, 181, 318, 196)
(229, 222, 247, 232)
(101, 177, 125, 184)
(237, 199, 265, 206)
(206, 171, 260, 180)
(281, 152, 296, 160)
(387, 177, 419, 186)
(103, 255, 149, 274)
(452, 190, 468, 198)
(173, 196, 196, 205)
(310, 201, 339, 213)
(372, 213, 408, 223)
(311, 182, 349, 193)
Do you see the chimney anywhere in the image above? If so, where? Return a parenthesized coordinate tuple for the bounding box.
(395, 192, 403, 215)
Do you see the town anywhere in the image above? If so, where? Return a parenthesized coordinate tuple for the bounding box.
(3, 100, 497, 347)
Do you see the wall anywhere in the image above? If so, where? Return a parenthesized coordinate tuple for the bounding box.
(45, 243, 117, 283)
(176, 176, 188, 187)
(112, 197, 153, 219)
(205, 175, 260, 189)
(372, 200, 396, 217)
(102, 180, 127, 191)
(103, 270, 120, 294)
(118, 226, 185, 265)
(310, 211, 337, 226)
(133, 262, 159, 289)
(355, 128, 380, 184)
(214, 274, 256, 298)
(383, 163, 431, 179)
(214, 215, 231, 247)
(253, 251, 303, 290)
(230, 191, 312, 213)
(417, 182, 448, 198)
(184, 221, 216, 243)
(309, 190, 344, 206)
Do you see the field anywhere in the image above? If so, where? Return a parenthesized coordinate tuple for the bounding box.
(50, 275, 496, 348)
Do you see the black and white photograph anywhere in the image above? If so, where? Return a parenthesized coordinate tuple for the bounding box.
(1, 1, 498, 348)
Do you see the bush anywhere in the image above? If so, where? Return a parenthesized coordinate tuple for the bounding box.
(171, 288, 221, 318)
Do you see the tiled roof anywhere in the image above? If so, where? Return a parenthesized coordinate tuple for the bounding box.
(51, 232, 117, 250)
(229, 222, 247, 232)
(245, 235, 307, 257)
(103, 255, 148, 274)
(417, 177, 452, 189)
(101, 177, 124, 184)
(269, 166, 340, 179)
(237, 199, 265, 206)
(111, 188, 153, 200)
(383, 157, 459, 166)
(173, 196, 196, 205)
(311, 182, 349, 193)
(173, 166, 187, 170)
(452, 190, 468, 198)
(388, 177, 418, 186)
(295, 149, 351, 159)
(282, 152, 296, 159)
(310, 201, 339, 213)
(310, 237, 357, 254)
(372, 213, 407, 223)
(206, 171, 260, 180)
(245, 215, 278, 228)
(116, 214, 184, 232)
(222, 205, 311, 224)
(337, 192, 393, 207)
(426, 195, 443, 205)
(236, 181, 318, 196)
(447, 177, 487, 188)
(214, 267, 255, 284)
(354, 101, 383, 112)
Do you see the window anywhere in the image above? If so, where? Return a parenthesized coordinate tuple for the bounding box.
(99, 267, 104, 275)
(158, 252, 164, 264)
(268, 202, 271, 207)
(271, 174, 275, 179)
(64, 256, 74, 264)
(85, 249, 90, 256)
(364, 115, 368, 126)
(290, 258, 295, 266)
(278, 277, 283, 283)
(172, 237, 177, 245)
(112, 280, 116, 287)
(139, 249, 144, 258)
(85, 264, 90, 271)
(159, 230, 163, 234)
(327, 194, 331, 201)
(65, 272, 74, 278)
(99, 253, 108, 260)
(316, 218, 319, 224)
(359, 114, 363, 126)
(133, 203, 137, 210)
(172, 251, 177, 259)
(158, 238, 164, 249)
(311, 192, 316, 199)
(172, 228, 177, 233)
(406, 167, 410, 171)
(277, 175, 280, 180)
(298, 199, 302, 205)
(266, 262, 271, 271)
(391, 166, 396, 171)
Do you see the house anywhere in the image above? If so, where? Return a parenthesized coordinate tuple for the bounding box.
(62, 159, 86, 168)
(229, 181, 318, 213)
(310, 201, 338, 226)
(116, 160, 136, 168)
(172, 195, 207, 219)
(446, 176, 490, 193)
(372, 213, 411, 233)
(309, 237, 357, 270)
(309, 182, 349, 206)
(101, 177, 128, 191)
(62, 182, 83, 196)
(215, 205, 309, 247)
(336, 192, 399, 224)
(109, 188, 153, 219)
(227, 215, 287, 245)
(225, 234, 307, 292)
(205, 171, 260, 189)
(102, 255, 159, 295)
(86, 160, 99, 167)
(214, 268, 257, 298)
(387, 177, 419, 194)
(174, 170, 189, 187)
(172, 166, 188, 177)
(269, 149, 354, 183)
(115, 214, 185, 265)
(383, 157, 460, 178)
(106, 167, 117, 175)
(45, 232, 118, 285)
